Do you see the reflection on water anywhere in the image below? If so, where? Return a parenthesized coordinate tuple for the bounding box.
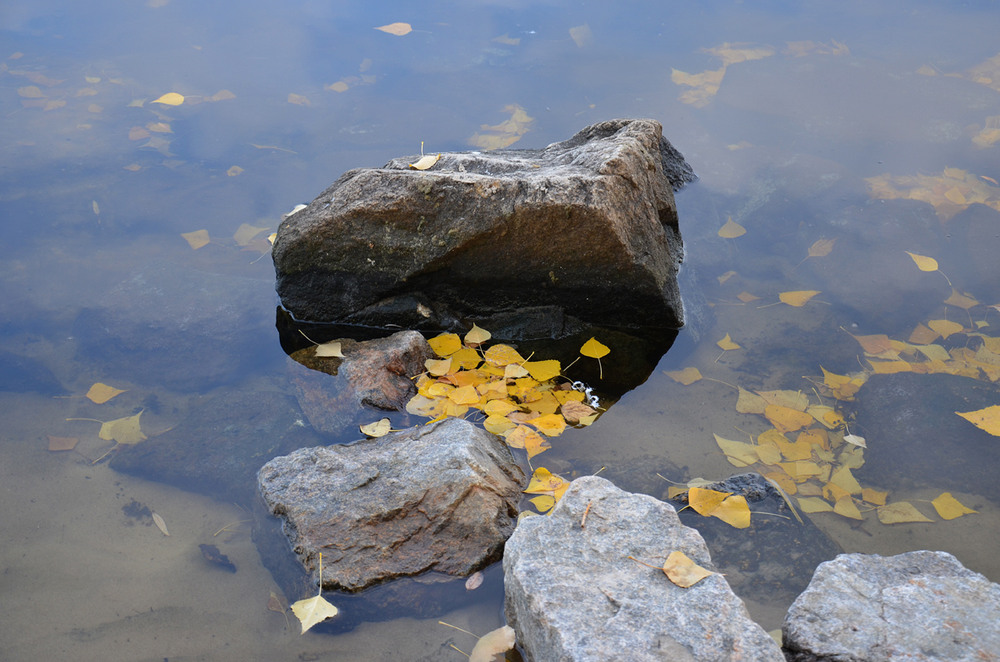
(2, 1, 1000, 659)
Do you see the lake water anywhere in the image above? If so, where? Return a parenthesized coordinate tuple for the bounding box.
(2, 1, 1000, 660)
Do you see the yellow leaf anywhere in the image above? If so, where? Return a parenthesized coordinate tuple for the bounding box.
(928, 319, 963, 340)
(861, 488, 888, 506)
(484, 343, 525, 366)
(665, 367, 703, 385)
(451, 346, 482, 369)
(484, 415, 516, 435)
(737, 291, 761, 303)
(312, 340, 343, 358)
(717, 270, 737, 284)
(849, 332, 895, 355)
(829, 466, 862, 495)
(714, 494, 751, 528)
(409, 153, 440, 170)
(484, 399, 519, 417)
(527, 413, 566, 437)
(359, 418, 392, 437)
(287, 93, 311, 106)
(448, 385, 480, 405)
(779, 290, 821, 307)
(291, 554, 339, 634)
(931, 492, 977, 520)
(944, 289, 979, 310)
(524, 359, 561, 381)
(327, 81, 349, 93)
(755, 437, 783, 465)
(778, 460, 824, 481)
(469, 625, 517, 662)
(833, 496, 863, 520)
(662, 551, 714, 588)
(233, 223, 269, 246)
(99, 411, 147, 445)
(868, 360, 912, 374)
(807, 238, 836, 257)
(756, 389, 809, 410)
(463, 324, 491, 347)
(688, 487, 731, 516)
(152, 92, 184, 105)
(227, 165, 244, 177)
(529, 495, 555, 512)
(374, 22, 412, 36)
(716, 333, 740, 351)
(86, 382, 126, 404)
(714, 434, 758, 467)
(905, 251, 938, 272)
(955, 405, 1000, 436)
(425, 357, 453, 377)
(735, 387, 767, 414)
(524, 467, 568, 495)
(798, 496, 834, 513)
(877, 501, 933, 524)
(764, 404, 814, 433)
(908, 323, 940, 345)
(580, 337, 610, 359)
(428, 333, 463, 357)
(717, 217, 746, 238)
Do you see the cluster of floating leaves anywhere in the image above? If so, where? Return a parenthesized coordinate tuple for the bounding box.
(390, 325, 608, 514)
(665, 230, 993, 527)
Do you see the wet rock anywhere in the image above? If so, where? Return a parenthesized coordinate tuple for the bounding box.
(286, 330, 432, 435)
(272, 118, 694, 334)
(73, 260, 279, 391)
(852, 373, 1000, 498)
(782, 551, 1000, 661)
(257, 417, 524, 592)
(670, 473, 843, 610)
(0, 349, 65, 395)
(110, 388, 321, 502)
(503, 476, 783, 662)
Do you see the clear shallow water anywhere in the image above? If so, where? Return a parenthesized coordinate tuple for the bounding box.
(2, 1, 1000, 659)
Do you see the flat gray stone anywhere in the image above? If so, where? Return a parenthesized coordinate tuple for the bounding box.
(783, 551, 1000, 661)
(503, 476, 783, 661)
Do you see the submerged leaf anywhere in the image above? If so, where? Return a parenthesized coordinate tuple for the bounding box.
(152, 92, 184, 105)
(314, 341, 344, 358)
(86, 382, 126, 404)
(905, 251, 939, 272)
(99, 411, 147, 445)
(716, 333, 741, 351)
(665, 367, 703, 385)
(291, 554, 339, 634)
(955, 405, 1000, 436)
(374, 22, 412, 36)
(779, 290, 821, 307)
(181, 229, 210, 250)
(931, 492, 977, 520)
(469, 625, 516, 662)
(718, 217, 746, 238)
(877, 501, 933, 524)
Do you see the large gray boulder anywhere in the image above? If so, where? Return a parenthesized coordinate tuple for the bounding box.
(272, 118, 694, 335)
(503, 476, 783, 661)
(257, 417, 525, 592)
(783, 551, 1000, 661)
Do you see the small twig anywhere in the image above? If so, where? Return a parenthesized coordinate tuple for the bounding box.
(580, 500, 592, 529)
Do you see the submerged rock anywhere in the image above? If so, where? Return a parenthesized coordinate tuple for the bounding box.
(503, 476, 783, 661)
(783, 551, 1000, 661)
(257, 418, 524, 592)
(272, 118, 694, 335)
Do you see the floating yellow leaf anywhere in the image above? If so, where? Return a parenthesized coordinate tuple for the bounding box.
(375, 22, 412, 36)
(905, 251, 938, 272)
(833, 496, 863, 520)
(409, 153, 440, 170)
(807, 238, 836, 258)
(955, 405, 1000, 436)
(524, 359, 561, 381)
(484, 415, 516, 435)
(448, 384, 480, 406)
(360, 418, 392, 437)
(665, 367, 702, 385)
(830, 466, 862, 495)
(868, 360, 912, 374)
(714, 494, 751, 528)
(717, 217, 746, 238)
(757, 389, 809, 411)
(928, 319, 963, 340)
(580, 337, 610, 359)
(688, 487, 730, 516)
(484, 343, 525, 366)
(464, 324, 491, 347)
(779, 290, 821, 307)
(526, 413, 566, 437)
(861, 487, 888, 506)
(233, 223, 269, 246)
(765, 404, 814, 433)
(797, 497, 834, 513)
(314, 341, 344, 358)
(944, 289, 979, 310)
(931, 492, 977, 520)
(877, 501, 933, 524)
(152, 92, 184, 105)
(715, 333, 740, 351)
(714, 434, 758, 466)
(425, 357, 453, 377)
(291, 553, 339, 634)
(662, 551, 715, 588)
(428, 333, 463, 357)
(849, 332, 895, 355)
(99, 411, 147, 445)
(86, 382, 126, 404)
(48, 436, 79, 452)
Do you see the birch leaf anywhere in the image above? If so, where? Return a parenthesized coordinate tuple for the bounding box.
(955, 405, 1000, 436)
(291, 554, 339, 634)
(409, 153, 440, 170)
(665, 367, 703, 385)
(905, 251, 939, 272)
(314, 341, 344, 358)
(580, 337, 610, 358)
(181, 229, 210, 249)
(662, 551, 714, 588)
(807, 238, 836, 257)
(360, 418, 392, 437)
(718, 217, 746, 238)
(86, 382, 126, 404)
(931, 492, 977, 520)
(779, 290, 821, 307)
(99, 411, 147, 444)
(878, 501, 933, 523)
(152, 92, 184, 105)
(464, 324, 491, 347)
(716, 333, 740, 351)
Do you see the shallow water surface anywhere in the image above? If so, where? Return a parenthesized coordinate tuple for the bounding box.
(2, 1, 1000, 660)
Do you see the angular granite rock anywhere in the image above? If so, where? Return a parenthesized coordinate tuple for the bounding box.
(783, 551, 1000, 661)
(503, 476, 783, 662)
(272, 118, 695, 333)
(257, 418, 524, 591)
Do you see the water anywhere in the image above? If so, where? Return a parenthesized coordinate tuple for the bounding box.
(2, 1, 1000, 659)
